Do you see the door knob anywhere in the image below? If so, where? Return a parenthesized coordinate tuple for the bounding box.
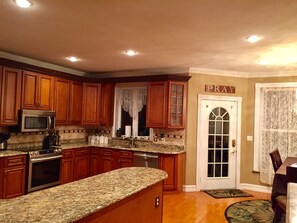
(232, 139, 236, 148)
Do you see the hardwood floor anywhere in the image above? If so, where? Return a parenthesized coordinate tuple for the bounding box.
(163, 190, 271, 223)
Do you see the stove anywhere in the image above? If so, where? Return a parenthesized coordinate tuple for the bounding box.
(28, 148, 62, 159)
(27, 147, 62, 193)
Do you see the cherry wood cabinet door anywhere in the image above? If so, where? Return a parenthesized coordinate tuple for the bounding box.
(73, 148, 90, 180)
(90, 148, 101, 176)
(100, 83, 115, 126)
(90, 155, 100, 176)
(74, 156, 90, 180)
(146, 82, 168, 128)
(69, 81, 83, 125)
(83, 83, 101, 125)
(0, 66, 21, 125)
(22, 71, 54, 110)
(2, 165, 26, 199)
(38, 74, 54, 110)
(55, 78, 70, 125)
(22, 71, 38, 109)
(61, 158, 74, 184)
(159, 154, 177, 190)
(118, 151, 133, 168)
(100, 149, 114, 173)
(61, 149, 74, 184)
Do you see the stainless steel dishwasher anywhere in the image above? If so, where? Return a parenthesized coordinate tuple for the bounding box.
(133, 152, 159, 168)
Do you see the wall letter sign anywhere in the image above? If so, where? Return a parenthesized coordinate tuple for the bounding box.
(205, 85, 235, 94)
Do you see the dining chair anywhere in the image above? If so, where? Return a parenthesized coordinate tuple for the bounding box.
(269, 149, 283, 172)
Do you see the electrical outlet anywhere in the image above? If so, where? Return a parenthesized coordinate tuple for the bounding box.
(155, 196, 160, 208)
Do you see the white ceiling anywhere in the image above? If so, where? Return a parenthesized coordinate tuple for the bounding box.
(1, 0, 297, 77)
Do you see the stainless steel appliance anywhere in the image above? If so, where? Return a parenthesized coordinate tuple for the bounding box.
(133, 152, 159, 168)
(10, 109, 56, 132)
(27, 148, 62, 193)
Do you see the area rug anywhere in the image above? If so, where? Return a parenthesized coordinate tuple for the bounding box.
(225, 199, 285, 223)
(204, 189, 252, 198)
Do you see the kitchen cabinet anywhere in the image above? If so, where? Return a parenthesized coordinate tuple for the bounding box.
(55, 79, 83, 125)
(69, 81, 83, 125)
(159, 153, 184, 192)
(100, 148, 133, 173)
(55, 78, 69, 125)
(82, 83, 101, 125)
(1, 155, 26, 199)
(61, 149, 74, 184)
(90, 147, 101, 176)
(73, 148, 90, 180)
(0, 66, 22, 125)
(22, 71, 54, 110)
(146, 81, 187, 129)
(61, 148, 91, 183)
(100, 83, 115, 126)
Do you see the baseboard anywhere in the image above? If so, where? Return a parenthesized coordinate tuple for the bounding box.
(182, 183, 272, 193)
(238, 183, 272, 193)
(183, 185, 197, 192)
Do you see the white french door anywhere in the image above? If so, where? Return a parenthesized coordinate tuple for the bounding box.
(197, 95, 241, 190)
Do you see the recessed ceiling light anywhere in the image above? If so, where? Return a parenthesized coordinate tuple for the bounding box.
(67, 56, 79, 62)
(124, 50, 137, 56)
(246, 35, 262, 43)
(257, 59, 269, 65)
(15, 0, 32, 8)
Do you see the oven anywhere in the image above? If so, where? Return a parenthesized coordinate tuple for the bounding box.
(27, 149, 62, 193)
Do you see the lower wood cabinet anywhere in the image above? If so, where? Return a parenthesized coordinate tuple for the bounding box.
(61, 149, 74, 184)
(99, 148, 133, 173)
(73, 148, 90, 181)
(90, 148, 101, 176)
(0, 155, 26, 199)
(61, 148, 91, 184)
(159, 153, 184, 193)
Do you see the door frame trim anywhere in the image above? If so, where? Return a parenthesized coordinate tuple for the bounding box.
(196, 94, 242, 191)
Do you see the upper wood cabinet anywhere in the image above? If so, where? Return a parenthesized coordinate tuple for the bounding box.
(0, 66, 22, 125)
(55, 78, 83, 125)
(69, 81, 83, 125)
(82, 83, 101, 125)
(146, 81, 187, 129)
(22, 71, 54, 110)
(100, 83, 115, 126)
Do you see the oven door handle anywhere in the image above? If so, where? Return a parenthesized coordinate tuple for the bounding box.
(30, 155, 62, 163)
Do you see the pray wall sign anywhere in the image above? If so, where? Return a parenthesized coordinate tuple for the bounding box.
(205, 85, 235, 94)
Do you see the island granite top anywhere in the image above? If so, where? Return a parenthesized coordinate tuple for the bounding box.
(0, 167, 167, 223)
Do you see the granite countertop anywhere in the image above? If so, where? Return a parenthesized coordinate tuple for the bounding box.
(0, 150, 27, 157)
(0, 167, 167, 223)
(61, 142, 186, 154)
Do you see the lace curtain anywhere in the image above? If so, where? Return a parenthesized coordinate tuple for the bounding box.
(115, 87, 147, 136)
(259, 88, 297, 185)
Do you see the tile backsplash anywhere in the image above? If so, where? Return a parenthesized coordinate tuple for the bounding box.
(2, 125, 185, 149)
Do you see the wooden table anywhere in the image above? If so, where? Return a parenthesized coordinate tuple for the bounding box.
(286, 183, 297, 223)
(271, 157, 297, 199)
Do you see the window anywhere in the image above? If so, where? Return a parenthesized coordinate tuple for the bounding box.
(113, 85, 149, 138)
(254, 83, 297, 185)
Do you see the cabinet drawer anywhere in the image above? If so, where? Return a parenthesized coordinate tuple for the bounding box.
(119, 151, 133, 159)
(101, 149, 113, 156)
(91, 147, 100, 154)
(4, 155, 26, 167)
(75, 148, 90, 156)
(62, 149, 74, 158)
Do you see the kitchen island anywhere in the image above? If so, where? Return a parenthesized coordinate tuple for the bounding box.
(0, 167, 167, 223)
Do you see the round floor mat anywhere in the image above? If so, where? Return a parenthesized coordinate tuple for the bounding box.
(224, 199, 275, 223)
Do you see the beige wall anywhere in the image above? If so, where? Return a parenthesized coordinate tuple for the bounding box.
(185, 72, 297, 187)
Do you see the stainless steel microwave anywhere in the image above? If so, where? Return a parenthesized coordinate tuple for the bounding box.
(10, 109, 56, 132)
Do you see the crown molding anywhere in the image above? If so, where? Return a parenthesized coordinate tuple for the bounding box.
(0, 51, 86, 76)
